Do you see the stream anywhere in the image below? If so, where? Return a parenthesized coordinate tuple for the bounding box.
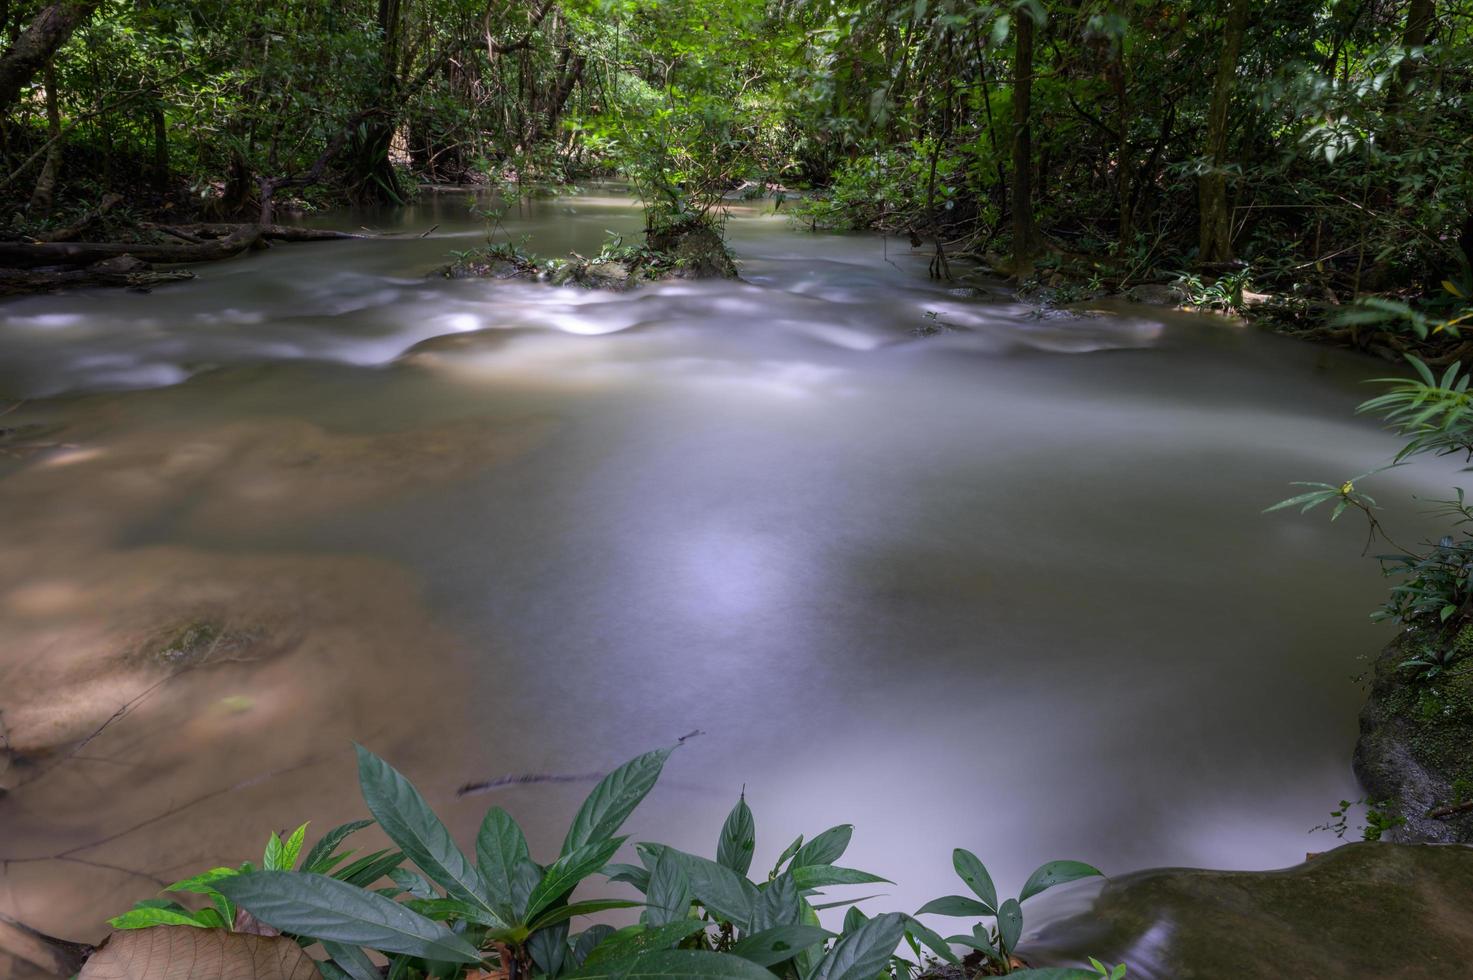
(0, 186, 1445, 970)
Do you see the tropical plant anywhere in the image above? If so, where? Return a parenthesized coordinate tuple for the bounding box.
(100, 745, 1124, 979)
(912, 849, 1107, 976)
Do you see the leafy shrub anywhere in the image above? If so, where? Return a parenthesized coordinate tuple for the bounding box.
(105, 744, 1122, 979)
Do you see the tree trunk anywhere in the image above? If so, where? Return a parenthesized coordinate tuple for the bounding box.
(28, 61, 60, 215)
(346, 0, 404, 203)
(1010, 5, 1040, 274)
(1383, 0, 1435, 150)
(1197, 0, 1249, 265)
(151, 103, 168, 192)
(0, 0, 102, 115)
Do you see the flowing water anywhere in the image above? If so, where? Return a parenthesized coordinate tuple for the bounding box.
(0, 186, 1446, 972)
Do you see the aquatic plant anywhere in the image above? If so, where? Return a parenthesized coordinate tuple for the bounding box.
(101, 743, 1122, 979)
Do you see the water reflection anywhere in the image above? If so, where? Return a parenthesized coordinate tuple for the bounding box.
(0, 186, 1442, 960)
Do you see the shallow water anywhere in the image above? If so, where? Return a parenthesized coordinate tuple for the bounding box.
(0, 186, 1446, 969)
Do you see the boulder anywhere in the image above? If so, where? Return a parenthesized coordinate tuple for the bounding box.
(1030, 843, 1473, 979)
(1354, 630, 1473, 843)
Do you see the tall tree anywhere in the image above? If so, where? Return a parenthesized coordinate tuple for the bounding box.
(0, 0, 101, 115)
(1197, 0, 1249, 264)
(1010, 2, 1043, 274)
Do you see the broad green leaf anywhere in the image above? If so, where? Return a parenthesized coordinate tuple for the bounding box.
(729, 925, 831, 967)
(789, 825, 851, 869)
(388, 869, 435, 899)
(789, 865, 889, 890)
(996, 898, 1023, 955)
(355, 745, 501, 924)
(402, 897, 501, 926)
(583, 921, 708, 966)
(166, 867, 241, 895)
(529, 920, 569, 977)
(1019, 861, 1103, 902)
(567, 949, 776, 979)
(215, 870, 483, 964)
(915, 895, 992, 917)
(903, 916, 958, 965)
(476, 807, 531, 922)
(321, 941, 383, 980)
(772, 835, 804, 875)
(303, 820, 374, 874)
(642, 849, 691, 926)
(526, 836, 626, 920)
(336, 850, 406, 888)
(604, 863, 651, 891)
(530, 899, 643, 933)
(716, 796, 755, 876)
(563, 747, 673, 856)
(651, 847, 759, 929)
(572, 925, 617, 969)
(107, 907, 210, 930)
(842, 906, 867, 933)
(751, 873, 799, 931)
(808, 911, 906, 980)
(952, 849, 997, 912)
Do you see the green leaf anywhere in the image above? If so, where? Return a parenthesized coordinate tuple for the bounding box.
(322, 941, 385, 980)
(567, 949, 776, 979)
(165, 867, 241, 895)
(583, 921, 708, 966)
(716, 796, 755, 876)
(808, 911, 906, 980)
(477, 807, 531, 923)
(751, 873, 799, 931)
(402, 897, 501, 926)
(572, 925, 617, 969)
(388, 868, 436, 899)
(355, 745, 501, 925)
(914, 895, 991, 917)
(530, 899, 643, 933)
(336, 849, 406, 888)
(996, 899, 1022, 955)
(772, 835, 804, 875)
(789, 865, 889, 890)
(107, 907, 210, 930)
(563, 747, 673, 856)
(529, 920, 569, 978)
(1019, 861, 1103, 902)
(215, 870, 483, 964)
(304, 820, 374, 875)
(645, 847, 759, 930)
(604, 863, 651, 891)
(642, 849, 692, 926)
(952, 849, 997, 912)
(903, 916, 958, 965)
(526, 836, 626, 921)
(790, 825, 852, 869)
(729, 925, 831, 967)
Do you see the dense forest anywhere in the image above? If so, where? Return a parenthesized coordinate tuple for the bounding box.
(2, 0, 1470, 329)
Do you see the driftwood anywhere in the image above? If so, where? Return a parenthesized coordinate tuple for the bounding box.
(0, 255, 195, 296)
(2, 222, 363, 270)
(31, 193, 125, 243)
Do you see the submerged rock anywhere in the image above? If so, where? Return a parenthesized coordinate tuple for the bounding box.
(1355, 629, 1473, 843)
(1031, 843, 1473, 979)
(1124, 282, 1189, 307)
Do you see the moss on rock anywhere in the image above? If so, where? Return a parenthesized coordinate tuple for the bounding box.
(1354, 629, 1473, 842)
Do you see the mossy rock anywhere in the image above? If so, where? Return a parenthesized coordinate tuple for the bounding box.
(1030, 843, 1473, 979)
(1354, 630, 1473, 843)
(645, 220, 739, 279)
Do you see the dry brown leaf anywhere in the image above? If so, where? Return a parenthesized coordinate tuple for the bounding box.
(78, 926, 323, 980)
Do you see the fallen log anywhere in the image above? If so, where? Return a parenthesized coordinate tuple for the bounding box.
(2, 223, 366, 270)
(0, 255, 195, 296)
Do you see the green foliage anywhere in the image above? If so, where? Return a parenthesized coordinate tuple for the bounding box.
(104, 745, 1121, 979)
(915, 848, 1104, 975)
